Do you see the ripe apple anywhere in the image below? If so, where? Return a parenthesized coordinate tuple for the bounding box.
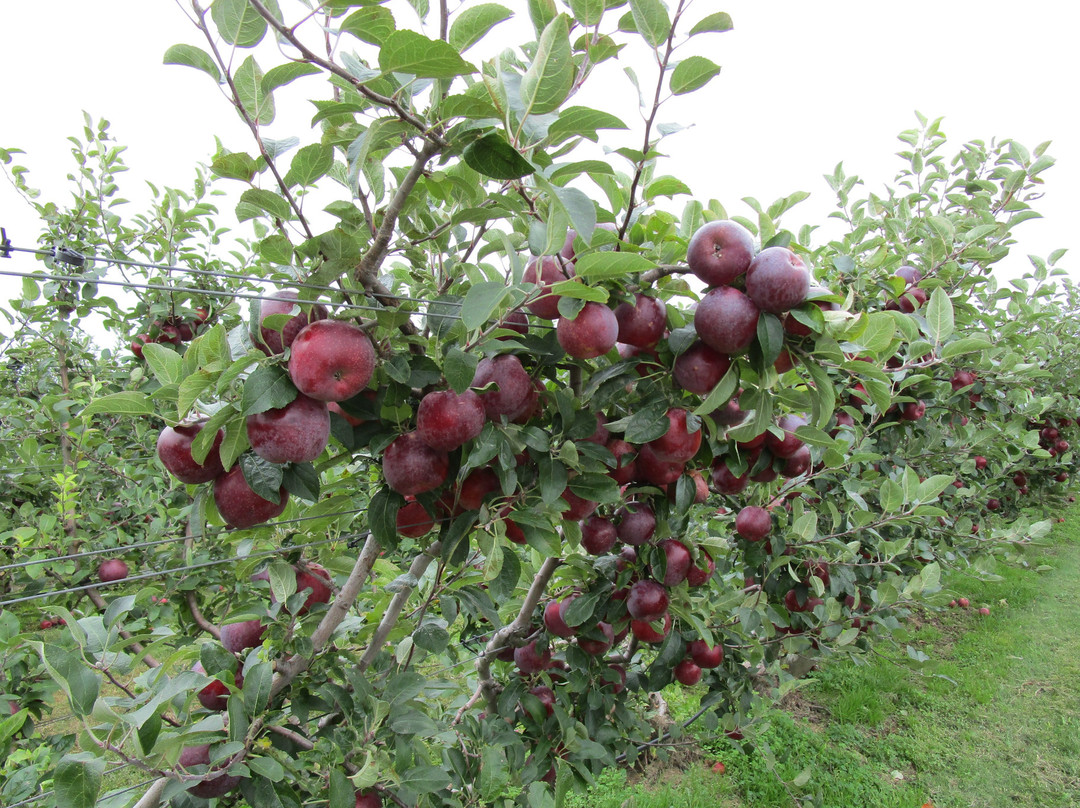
(526, 685, 556, 718)
(626, 579, 669, 621)
(606, 439, 638, 485)
(635, 444, 685, 486)
(735, 506, 771, 542)
(694, 287, 760, 354)
(472, 354, 533, 421)
(157, 422, 226, 484)
(397, 500, 436, 537)
(895, 265, 923, 286)
(131, 333, 151, 359)
(901, 400, 926, 421)
(780, 445, 811, 478)
(616, 502, 657, 546)
(974, 455, 987, 470)
(1055, 471, 1069, 483)
(557, 301, 619, 359)
(673, 341, 732, 395)
(765, 414, 807, 458)
(986, 498, 1001, 511)
(581, 515, 617, 554)
(213, 465, 289, 529)
(745, 247, 811, 314)
(355, 790, 383, 808)
(674, 658, 703, 686)
(523, 255, 574, 320)
(190, 772, 243, 800)
(688, 639, 724, 668)
(178, 744, 211, 768)
(648, 408, 702, 463)
(382, 432, 450, 495)
(614, 293, 667, 347)
(686, 219, 756, 287)
(950, 370, 977, 391)
(977, 607, 990, 616)
(543, 598, 575, 639)
(220, 619, 265, 654)
(196, 667, 243, 711)
(98, 558, 129, 583)
(577, 621, 615, 656)
(686, 549, 715, 587)
(654, 539, 692, 586)
(560, 486, 597, 521)
(514, 640, 552, 674)
(630, 611, 671, 643)
(710, 460, 749, 495)
(255, 291, 328, 355)
(958, 597, 970, 608)
(417, 389, 485, 451)
(285, 563, 333, 614)
(288, 319, 376, 402)
(246, 393, 330, 464)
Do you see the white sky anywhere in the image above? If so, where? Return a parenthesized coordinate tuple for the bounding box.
(1, 0, 1078, 318)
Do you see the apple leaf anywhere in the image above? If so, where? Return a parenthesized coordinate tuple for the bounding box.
(211, 0, 274, 47)
(239, 188, 292, 221)
(670, 56, 722, 96)
(548, 106, 629, 144)
(284, 143, 333, 188)
(527, 0, 558, 36)
(575, 252, 656, 281)
(242, 661, 273, 716)
(926, 287, 955, 343)
(163, 44, 221, 84)
(694, 363, 739, 417)
(368, 487, 404, 548)
(378, 30, 476, 78)
(261, 62, 320, 94)
(444, 347, 479, 394)
(142, 342, 184, 386)
(241, 365, 298, 417)
(80, 391, 153, 419)
(461, 281, 511, 331)
(211, 152, 258, 182)
(448, 4, 513, 52)
(283, 463, 320, 502)
(628, 0, 671, 48)
(521, 15, 574, 116)
(340, 6, 396, 46)
(690, 11, 734, 35)
(235, 55, 275, 125)
(240, 454, 285, 504)
(53, 753, 105, 808)
(549, 280, 608, 302)
(941, 335, 992, 358)
(463, 133, 534, 180)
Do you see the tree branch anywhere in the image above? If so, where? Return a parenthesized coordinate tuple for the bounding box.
(359, 541, 441, 671)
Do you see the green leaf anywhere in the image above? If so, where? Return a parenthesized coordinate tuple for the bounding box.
(329, 771, 354, 808)
(283, 463, 320, 502)
(859, 311, 897, 355)
(574, 252, 656, 280)
(690, 11, 734, 35)
(80, 391, 153, 419)
(235, 55, 275, 125)
(284, 143, 334, 187)
(628, 0, 671, 47)
(340, 6, 396, 46)
(925, 287, 954, 343)
(568, 0, 607, 25)
(163, 44, 221, 83)
(480, 745, 510, 802)
(521, 15, 575, 115)
(38, 644, 101, 717)
(548, 106, 629, 144)
(379, 30, 476, 78)
(241, 365, 298, 416)
(444, 347, 479, 394)
(211, 152, 258, 181)
(142, 342, 184, 385)
(569, 472, 621, 503)
(413, 622, 450, 653)
(243, 661, 273, 716)
(211, 0, 273, 47)
(239, 188, 293, 220)
(258, 234, 294, 264)
(548, 280, 608, 302)
(240, 454, 285, 504)
(461, 281, 511, 330)
(261, 62, 321, 93)
(694, 361, 738, 416)
(449, 4, 513, 52)
(463, 133, 534, 180)
(941, 335, 992, 359)
(398, 765, 452, 793)
(369, 487, 404, 547)
(645, 175, 691, 199)
(916, 475, 955, 502)
(528, 0, 558, 34)
(880, 478, 904, 512)
(670, 55, 722, 95)
(53, 753, 105, 808)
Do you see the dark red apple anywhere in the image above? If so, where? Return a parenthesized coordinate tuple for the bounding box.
(686, 550, 714, 587)
(745, 247, 810, 314)
(577, 621, 615, 656)
(527, 685, 557, 717)
(581, 515, 617, 554)
(895, 265, 922, 286)
(626, 579, 669, 621)
(246, 393, 330, 464)
(355, 790, 382, 808)
(523, 256, 574, 320)
(220, 619, 265, 654)
(255, 291, 328, 355)
(694, 287, 760, 355)
(514, 640, 552, 674)
(157, 422, 226, 484)
(765, 414, 807, 459)
(557, 302, 619, 359)
(673, 341, 732, 395)
(543, 599, 575, 639)
(190, 772, 242, 799)
(655, 539, 692, 586)
(278, 563, 333, 615)
(472, 354, 533, 421)
(735, 506, 771, 542)
(688, 639, 723, 668)
(648, 408, 702, 463)
(288, 319, 376, 403)
(382, 432, 450, 495)
(616, 502, 656, 546)
(780, 445, 811, 478)
(674, 658, 703, 686)
(900, 400, 926, 421)
(98, 558, 129, 583)
(397, 500, 435, 537)
(974, 455, 987, 470)
(560, 487, 597, 521)
(950, 370, 977, 391)
(686, 220, 756, 287)
(606, 439, 638, 485)
(630, 612, 671, 643)
(196, 667, 242, 711)
(635, 444, 685, 486)
(614, 294, 667, 348)
(213, 465, 289, 529)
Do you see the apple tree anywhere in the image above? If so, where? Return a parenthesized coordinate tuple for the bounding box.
(1, 2, 1078, 807)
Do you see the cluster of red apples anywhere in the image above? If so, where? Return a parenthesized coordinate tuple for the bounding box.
(130, 308, 210, 359)
(155, 291, 377, 529)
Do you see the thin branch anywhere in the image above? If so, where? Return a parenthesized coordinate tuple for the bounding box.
(131, 778, 169, 808)
(359, 541, 441, 671)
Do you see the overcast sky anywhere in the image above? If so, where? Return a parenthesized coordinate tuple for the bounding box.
(1, 0, 1077, 315)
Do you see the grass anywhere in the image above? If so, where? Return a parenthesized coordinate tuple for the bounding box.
(570, 504, 1080, 808)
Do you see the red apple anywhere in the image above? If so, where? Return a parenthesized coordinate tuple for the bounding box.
(220, 619, 265, 654)
(246, 393, 330, 464)
(397, 500, 436, 537)
(745, 247, 810, 314)
(735, 506, 771, 542)
(654, 539, 692, 586)
(523, 255, 574, 320)
(98, 558, 129, 583)
(901, 400, 926, 421)
(614, 293, 667, 347)
(688, 638, 723, 668)
(255, 291, 328, 355)
(557, 301, 619, 359)
(694, 286, 760, 355)
(355, 790, 383, 808)
(673, 341, 732, 395)
(157, 422, 226, 484)
(765, 414, 807, 459)
(514, 640, 552, 674)
(472, 354, 533, 421)
(616, 502, 657, 546)
(581, 515, 617, 555)
(648, 408, 702, 463)
(626, 579, 669, 621)
(288, 319, 376, 402)
(213, 465, 289, 529)
(382, 432, 450, 495)
(686, 220, 756, 287)
(674, 658, 703, 686)
(630, 612, 671, 643)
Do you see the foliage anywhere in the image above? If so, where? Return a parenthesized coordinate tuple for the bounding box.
(0, 2, 1078, 808)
